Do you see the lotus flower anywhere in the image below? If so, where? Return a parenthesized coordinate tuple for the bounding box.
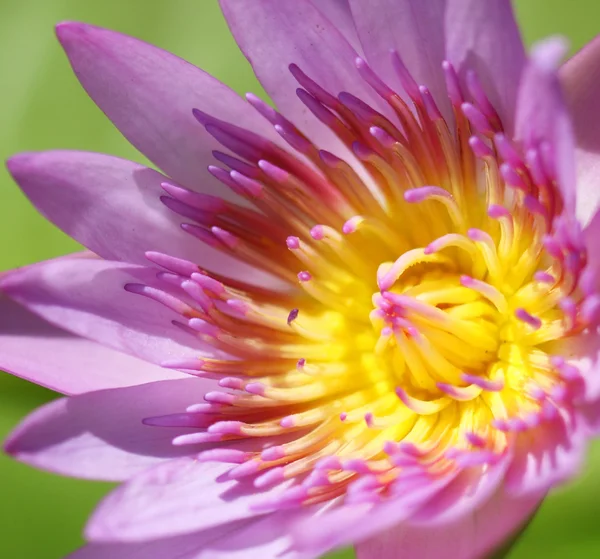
(2, 1, 600, 558)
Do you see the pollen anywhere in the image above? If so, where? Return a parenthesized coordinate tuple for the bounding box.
(135, 54, 592, 510)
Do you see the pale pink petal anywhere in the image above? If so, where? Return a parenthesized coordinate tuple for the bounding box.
(85, 456, 294, 542)
(515, 38, 576, 211)
(445, 0, 525, 131)
(5, 378, 214, 482)
(504, 411, 588, 495)
(71, 514, 315, 559)
(356, 486, 544, 559)
(0, 295, 180, 395)
(219, 0, 389, 158)
(6, 151, 265, 280)
(312, 0, 362, 54)
(349, 0, 448, 116)
(54, 22, 285, 200)
(0, 256, 216, 365)
(561, 35, 600, 227)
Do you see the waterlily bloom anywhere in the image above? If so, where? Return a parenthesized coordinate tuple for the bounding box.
(2, 1, 600, 557)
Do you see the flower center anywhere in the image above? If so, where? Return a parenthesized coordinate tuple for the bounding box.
(133, 53, 593, 509)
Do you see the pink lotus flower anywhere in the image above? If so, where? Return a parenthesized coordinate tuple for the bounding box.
(2, 1, 600, 557)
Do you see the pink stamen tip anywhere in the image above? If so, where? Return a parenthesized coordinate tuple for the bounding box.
(310, 225, 325, 240)
(258, 159, 289, 183)
(462, 102, 493, 136)
(343, 458, 371, 474)
(355, 57, 394, 99)
(208, 420, 244, 435)
(467, 228, 488, 242)
(534, 271, 555, 284)
(419, 85, 442, 120)
(390, 49, 420, 100)
(211, 226, 238, 249)
(172, 432, 223, 446)
(515, 308, 542, 330)
(254, 467, 285, 489)
(500, 162, 528, 191)
(229, 170, 264, 197)
(460, 275, 475, 287)
(145, 251, 199, 277)
(218, 377, 244, 390)
(487, 204, 510, 219)
(286, 236, 300, 250)
(370, 126, 396, 148)
(469, 135, 493, 159)
(461, 373, 504, 392)
(228, 460, 260, 480)
(364, 412, 375, 428)
(245, 382, 266, 395)
(465, 432, 487, 447)
(339, 412, 348, 422)
(287, 308, 299, 325)
(404, 186, 450, 203)
(226, 299, 249, 315)
(204, 391, 236, 405)
(298, 271, 312, 282)
(343, 216, 362, 234)
(280, 416, 295, 428)
(296, 358, 306, 369)
(197, 448, 248, 464)
(261, 446, 286, 461)
(442, 60, 463, 106)
(383, 441, 400, 456)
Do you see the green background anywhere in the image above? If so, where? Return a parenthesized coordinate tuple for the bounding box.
(1, 0, 599, 557)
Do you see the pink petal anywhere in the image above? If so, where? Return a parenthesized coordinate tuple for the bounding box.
(349, 0, 448, 116)
(5, 378, 214, 482)
(504, 411, 588, 495)
(71, 513, 315, 559)
(0, 256, 217, 365)
(219, 0, 388, 159)
(6, 151, 264, 280)
(445, 0, 525, 132)
(85, 456, 294, 542)
(514, 38, 576, 212)
(561, 35, 600, 227)
(54, 22, 284, 201)
(0, 295, 180, 395)
(355, 486, 544, 559)
(315, 0, 362, 55)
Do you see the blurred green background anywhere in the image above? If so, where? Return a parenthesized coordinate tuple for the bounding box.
(1, 0, 599, 557)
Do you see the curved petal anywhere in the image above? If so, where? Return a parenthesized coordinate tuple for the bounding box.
(445, 0, 525, 132)
(0, 256, 217, 365)
(561, 34, 600, 227)
(72, 513, 314, 559)
(311, 0, 362, 55)
(0, 295, 180, 395)
(355, 486, 544, 559)
(54, 21, 285, 201)
(514, 38, 576, 212)
(6, 150, 267, 281)
(349, 0, 448, 117)
(219, 0, 389, 157)
(5, 378, 213, 482)
(85, 456, 294, 542)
